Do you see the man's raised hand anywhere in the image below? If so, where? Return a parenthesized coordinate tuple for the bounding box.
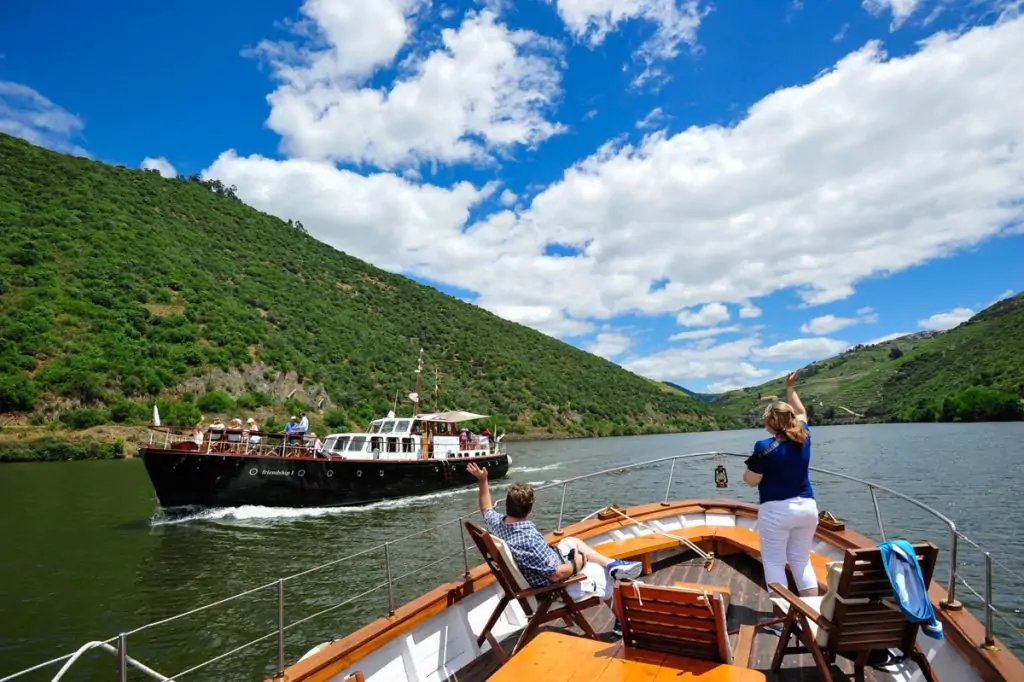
(467, 462, 488, 481)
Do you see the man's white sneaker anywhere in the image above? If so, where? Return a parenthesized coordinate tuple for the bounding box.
(607, 559, 642, 581)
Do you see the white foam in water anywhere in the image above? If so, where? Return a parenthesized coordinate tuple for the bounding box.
(150, 484, 481, 526)
(513, 463, 562, 473)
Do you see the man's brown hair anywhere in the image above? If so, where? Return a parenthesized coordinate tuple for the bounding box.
(506, 482, 535, 518)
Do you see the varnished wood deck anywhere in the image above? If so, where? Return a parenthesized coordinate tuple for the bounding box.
(448, 551, 886, 681)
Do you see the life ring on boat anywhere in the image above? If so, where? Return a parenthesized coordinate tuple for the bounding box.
(378, 470, 384, 477)
(356, 470, 362, 477)
(326, 470, 334, 478)
(298, 469, 305, 478)
(249, 467, 258, 476)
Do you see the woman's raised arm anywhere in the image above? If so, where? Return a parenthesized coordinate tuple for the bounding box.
(786, 371, 808, 423)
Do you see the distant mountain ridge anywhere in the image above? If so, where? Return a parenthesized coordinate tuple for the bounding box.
(0, 133, 715, 441)
(661, 381, 716, 403)
(707, 294, 1024, 427)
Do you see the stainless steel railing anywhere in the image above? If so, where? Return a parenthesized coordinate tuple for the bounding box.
(2, 450, 1020, 682)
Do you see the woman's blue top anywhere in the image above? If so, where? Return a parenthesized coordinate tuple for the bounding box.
(745, 422, 814, 504)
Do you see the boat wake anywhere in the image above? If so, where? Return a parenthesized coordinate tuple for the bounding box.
(512, 463, 562, 474)
(150, 485, 484, 526)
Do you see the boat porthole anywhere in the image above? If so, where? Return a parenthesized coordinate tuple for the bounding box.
(357, 470, 362, 477)
(378, 470, 384, 477)
(326, 470, 334, 478)
(298, 469, 305, 478)
(249, 467, 258, 476)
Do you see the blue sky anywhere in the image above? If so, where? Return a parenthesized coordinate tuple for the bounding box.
(1, 0, 1022, 392)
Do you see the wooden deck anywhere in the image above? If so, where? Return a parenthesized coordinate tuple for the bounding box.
(448, 551, 886, 681)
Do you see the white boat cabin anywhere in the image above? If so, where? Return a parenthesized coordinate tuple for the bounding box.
(320, 410, 499, 461)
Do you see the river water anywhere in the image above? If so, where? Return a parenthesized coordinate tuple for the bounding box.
(1, 423, 1022, 680)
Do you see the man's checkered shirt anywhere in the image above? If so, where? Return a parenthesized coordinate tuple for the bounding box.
(483, 508, 560, 587)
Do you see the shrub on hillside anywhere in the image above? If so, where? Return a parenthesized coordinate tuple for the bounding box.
(60, 408, 109, 429)
(196, 389, 234, 413)
(940, 386, 1021, 422)
(109, 399, 148, 423)
(0, 373, 36, 411)
(162, 401, 202, 426)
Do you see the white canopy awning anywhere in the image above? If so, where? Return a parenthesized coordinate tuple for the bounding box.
(417, 410, 488, 423)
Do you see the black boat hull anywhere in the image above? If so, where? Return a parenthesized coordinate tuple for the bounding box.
(139, 448, 510, 508)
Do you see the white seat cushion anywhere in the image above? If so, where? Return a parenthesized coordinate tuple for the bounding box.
(488, 533, 538, 611)
(771, 595, 825, 645)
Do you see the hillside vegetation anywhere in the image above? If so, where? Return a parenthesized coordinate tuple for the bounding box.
(0, 133, 716, 458)
(710, 294, 1024, 428)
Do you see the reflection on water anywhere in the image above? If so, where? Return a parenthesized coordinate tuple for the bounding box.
(0, 423, 1021, 680)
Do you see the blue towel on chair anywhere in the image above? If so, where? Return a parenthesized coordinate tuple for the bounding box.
(878, 540, 943, 640)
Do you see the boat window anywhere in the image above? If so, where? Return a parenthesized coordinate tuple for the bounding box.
(378, 421, 395, 434)
(394, 420, 410, 433)
(370, 436, 382, 453)
(347, 436, 367, 452)
(402, 437, 414, 453)
(369, 422, 382, 434)
(386, 437, 399, 453)
(322, 437, 337, 452)
(410, 421, 422, 435)
(333, 436, 350, 452)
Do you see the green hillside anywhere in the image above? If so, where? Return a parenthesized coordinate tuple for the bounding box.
(0, 133, 716, 457)
(710, 294, 1024, 427)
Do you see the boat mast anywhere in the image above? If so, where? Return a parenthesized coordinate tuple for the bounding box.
(413, 348, 423, 417)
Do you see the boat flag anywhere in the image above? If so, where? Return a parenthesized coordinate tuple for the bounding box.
(152, 404, 161, 426)
(408, 392, 420, 403)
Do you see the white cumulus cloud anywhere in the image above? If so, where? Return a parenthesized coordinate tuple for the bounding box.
(0, 81, 87, 156)
(739, 302, 762, 319)
(800, 308, 877, 334)
(258, 7, 564, 168)
(676, 302, 730, 327)
(862, 0, 921, 29)
(553, 0, 708, 84)
(586, 331, 633, 358)
(918, 306, 975, 331)
(670, 325, 740, 341)
(754, 337, 849, 361)
(141, 156, 177, 178)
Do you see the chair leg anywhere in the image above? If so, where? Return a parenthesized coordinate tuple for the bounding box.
(564, 597, 598, 639)
(770, 614, 796, 673)
(476, 596, 509, 647)
(484, 631, 508, 664)
(794, 615, 833, 682)
(911, 645, 939, 682)
(854, 651, 869, 682)
(512, 597, 553, 655)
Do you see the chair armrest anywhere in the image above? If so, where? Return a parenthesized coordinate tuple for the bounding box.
(517, 575, 585, 599)
(768, 582, 832, 630)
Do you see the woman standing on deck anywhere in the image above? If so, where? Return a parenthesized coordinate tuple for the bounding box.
(743, 371, 818, 597)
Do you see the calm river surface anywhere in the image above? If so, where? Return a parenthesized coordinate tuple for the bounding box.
(1, 423, 1022, 680)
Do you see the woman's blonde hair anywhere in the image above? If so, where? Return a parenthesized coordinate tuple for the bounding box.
(762, 401, 808, 445)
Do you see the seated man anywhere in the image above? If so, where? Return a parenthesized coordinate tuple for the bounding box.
(466, 463, 641, 636)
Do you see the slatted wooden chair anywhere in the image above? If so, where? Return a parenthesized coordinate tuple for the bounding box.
(464, 521, 600, 663)
(613, 581, 755, 664)
(769, 542, 939, 682)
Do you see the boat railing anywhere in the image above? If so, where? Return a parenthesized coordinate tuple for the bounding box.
(3, 450, 1020, 682)
(144, 428, 505, 459)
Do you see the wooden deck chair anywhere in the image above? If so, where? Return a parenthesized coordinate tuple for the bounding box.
(769, 542, 939, 682)
(614, 582, 753, 664)
(341, 673, 365, 682)
(464, 521, 600, 663)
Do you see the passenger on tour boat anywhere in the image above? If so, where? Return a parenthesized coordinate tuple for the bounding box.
(306, 432, 323, 454)
(479, 428, 491, 449)
(191, 423, 204, 447)
(245, 417, 260, 445)
(466, 462, 643, 636)
(297, 412, 309, 433)
(743, 370, 819, 597)
(209, 417, 225, 436)
(459, 428, 469, 450)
